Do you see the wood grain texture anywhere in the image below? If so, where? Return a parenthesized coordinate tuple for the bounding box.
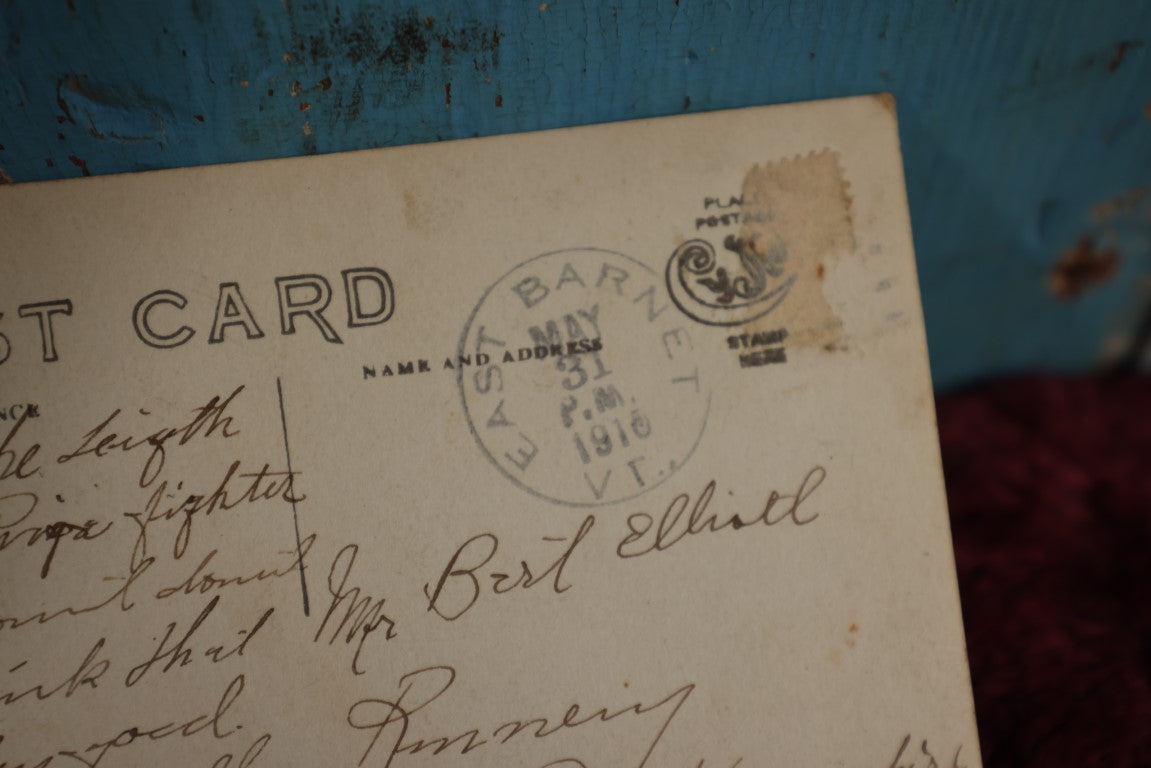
(1, 0, 1148, 388)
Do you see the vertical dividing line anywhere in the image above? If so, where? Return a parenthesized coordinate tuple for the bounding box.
(276, 376, 311, 617)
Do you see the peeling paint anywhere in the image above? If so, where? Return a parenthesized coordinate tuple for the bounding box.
(999, 38, 1145, 106)
(0, 0, 1148, 389)
(56, 75, 168, 142)
(1106, 40, 1142, 73)
(1050, 236, 1120, 299)
(1091, 187, 1148, 222)
(67, 155, 91, 177)
(283, 7, 498, 72)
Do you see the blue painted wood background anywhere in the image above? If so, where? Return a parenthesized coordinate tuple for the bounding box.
(2, 1, 1149, 389)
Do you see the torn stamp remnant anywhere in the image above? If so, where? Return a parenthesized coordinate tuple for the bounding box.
(667, 150, 855, 349)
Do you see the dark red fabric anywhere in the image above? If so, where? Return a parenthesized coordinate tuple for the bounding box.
(939, 376, 1151, 767)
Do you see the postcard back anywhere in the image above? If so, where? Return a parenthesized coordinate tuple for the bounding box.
(0, 95, 981, 768)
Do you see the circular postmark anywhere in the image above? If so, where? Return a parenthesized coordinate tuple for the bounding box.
(458, 248, 710, 508)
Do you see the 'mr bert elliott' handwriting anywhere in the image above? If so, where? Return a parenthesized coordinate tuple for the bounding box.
(314, 543, 399, 675)
(617, 466, 826, 558)
(423, 515, 595, 621)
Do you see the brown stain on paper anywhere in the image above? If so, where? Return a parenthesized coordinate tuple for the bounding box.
(828, 623, 862, 667)
(872, 92, 897, 115)
(403, 189, 433, 231)
(737, 150, 855, 348)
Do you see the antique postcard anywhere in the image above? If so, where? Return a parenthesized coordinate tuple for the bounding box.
(0, 95, 981, 767)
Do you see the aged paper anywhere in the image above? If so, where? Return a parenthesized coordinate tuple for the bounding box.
(0, 95, 980, 767)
